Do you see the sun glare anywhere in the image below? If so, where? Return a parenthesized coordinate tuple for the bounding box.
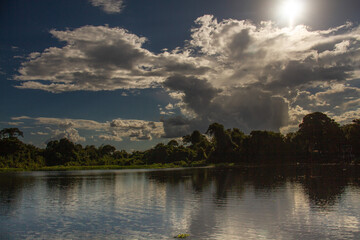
(279, 0, 304, 27)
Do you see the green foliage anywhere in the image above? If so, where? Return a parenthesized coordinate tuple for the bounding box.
(296, 112, 343, 161)
(207, 123, 236, 151)
(243, 130, 285, 163)
(167, 139, 179, 147)
(0, 112, 358, 170)
(190, 160, 207, 167)
(0, 138, 24, 156)
(341, 119, 360, 157)
(230, 128, 246, 150)
(175, 233, 189, 238)
(99, 144, 116, 157)
(0, 128, 23, 139)
(206, 123, 237, 163)
(0, 139, 44, 169)
(44, 138, 78, 166)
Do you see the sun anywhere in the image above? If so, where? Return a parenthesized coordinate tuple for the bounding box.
(279, 0, 304, 27)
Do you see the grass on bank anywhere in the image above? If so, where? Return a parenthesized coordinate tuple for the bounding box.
(0, 160, 208, 172)
(2, 160, 358, 173)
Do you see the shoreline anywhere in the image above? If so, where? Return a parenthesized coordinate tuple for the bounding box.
(0, 164, 183, 173)
(1, 162, 359, 173)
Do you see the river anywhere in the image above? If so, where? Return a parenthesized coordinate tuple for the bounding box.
(1, 165, 360, 239)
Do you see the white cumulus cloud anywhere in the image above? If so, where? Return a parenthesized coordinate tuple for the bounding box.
(10, 116, 165, 143)
(14, 15, 360, 135)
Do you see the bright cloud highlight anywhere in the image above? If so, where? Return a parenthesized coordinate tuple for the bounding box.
(14, 15, 360, 135)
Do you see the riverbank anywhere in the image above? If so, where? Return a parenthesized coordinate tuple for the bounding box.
(2, 161, 359, 173)
(0, 162, 209, 173)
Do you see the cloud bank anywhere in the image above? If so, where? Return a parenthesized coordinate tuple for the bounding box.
(11, 116, 164, 143)
(14, 15, 360, 135)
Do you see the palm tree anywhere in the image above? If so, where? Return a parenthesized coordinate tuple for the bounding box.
(0, 128, 24, 139)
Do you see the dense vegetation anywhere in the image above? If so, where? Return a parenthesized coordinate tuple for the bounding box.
(0, 112, 359, 170)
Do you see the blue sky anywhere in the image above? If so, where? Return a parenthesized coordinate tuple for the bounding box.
(1, 0, 359, 151)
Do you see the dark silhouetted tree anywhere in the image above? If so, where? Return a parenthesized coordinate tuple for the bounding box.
(0, 128, 25, 156)
(0, 128, 23, 139)
(99, 144, 116, 157)
(44, 138, 77, 166)
(342, 119, 360, 157)
(296, 112, 342, 159)
(230, 128, 246, 150)
(167, 139, 179, 147)
(244, 130, 285, 163)
(206, 123, 236, 162)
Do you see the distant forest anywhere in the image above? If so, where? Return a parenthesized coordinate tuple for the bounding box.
(0, 112, 359, 170)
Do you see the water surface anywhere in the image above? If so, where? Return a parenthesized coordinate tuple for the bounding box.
(1, 166, 360, 239)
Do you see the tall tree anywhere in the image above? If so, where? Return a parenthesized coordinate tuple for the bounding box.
(0, 128, 24, 139)
(0, 128, 25, 156)
(244, 130, 285, 162)
(44, 138, 78, 166)
(342, 119, 360, 157)
(206, 123, 236, 162)
(99, 144, 116, 157)
(297, 112, 342, 157)
(230, 128, 246, 149)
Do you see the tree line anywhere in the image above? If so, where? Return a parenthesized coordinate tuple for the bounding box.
(0, 112, 359, 169)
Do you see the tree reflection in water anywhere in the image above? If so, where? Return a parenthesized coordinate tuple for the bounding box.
(147, 165, 360, 210)
(1, 166, 360, 239)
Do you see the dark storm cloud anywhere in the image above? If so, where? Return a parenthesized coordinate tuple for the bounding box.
(265, 60, 353, 90)
(162, 75, 289, 137)
(210, 88, 289, 132)
(161, 115, 191, 138)
(86, 42, 146, 70)
(164, 75, 221, 114)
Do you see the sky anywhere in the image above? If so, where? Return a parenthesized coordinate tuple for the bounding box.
(0, 0, 359, 151)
